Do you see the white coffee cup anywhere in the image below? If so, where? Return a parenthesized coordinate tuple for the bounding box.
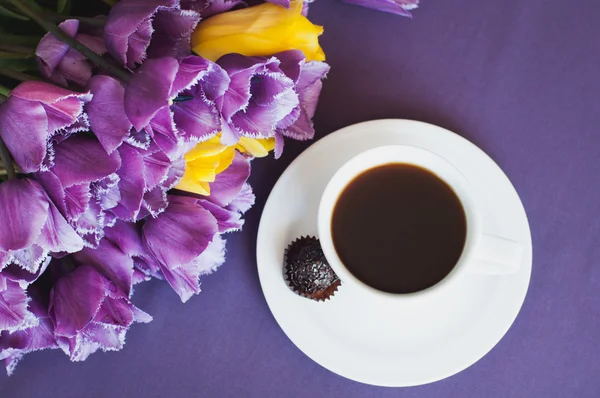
(318, 145, 524, 299)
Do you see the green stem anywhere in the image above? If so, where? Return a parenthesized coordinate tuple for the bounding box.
(0, 50, 31, 59)
(43, 10, 106, 28)
(0, 42, 33, 54)
(0, 33, 42, 46)
(7, 0, 131, 82)
(0, 67, 41, 81)
(0, 84, 10, 97)
(0, 138, 16, 180)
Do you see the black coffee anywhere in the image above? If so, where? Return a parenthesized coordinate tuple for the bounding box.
(331, 163, 467, 294)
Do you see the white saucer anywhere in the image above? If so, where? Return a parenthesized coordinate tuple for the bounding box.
(256, 120, 532, 387)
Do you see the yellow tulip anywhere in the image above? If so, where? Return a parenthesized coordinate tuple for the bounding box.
(175, 135, 235, 196)
(191, 0, 325, 62)
(235, 136, 276, 158)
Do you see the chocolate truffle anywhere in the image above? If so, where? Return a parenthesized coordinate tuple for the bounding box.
(284, 236, 341, 301)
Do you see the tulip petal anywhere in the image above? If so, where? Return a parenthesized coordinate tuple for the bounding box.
(10, 83, 92, 140)
(170, 55, 212, 96)
(148, 107, 181, 160)
(49, 266, 106, 337)
(206, 152, 250, 207)
(173, 95, 221, 142)
(141, 148, 172, 189)
(94, 298, 134, 327)
(194, 233, 226, 276)
(125, 57, 179, 131)
(226, 182, 255, 214)
(140, 186, 169, 217)
(143, 197, 218, 268)
(38, 202, 85, 254)
(158, 234, 225, 302)
(36, 20, 104, 87)
(87, 75, 133, 154)
(52, 135, 121, 187)
(232, 87, 298, 136)
(104, 221, 163, 281)
(279, 60, 329, 140)
(7, 245, 47, 275)
(76, 33, 107, 56)
(147, 8, 201, 60)
(1, 258, 50, 286)
(10, 81, 92, 105)
(275, 49, 305, 83)
(0, 180, 49, 252)
(111, 145, 145, 221)
(64, 323, 127, 361)
(104, 221, 145, 256)
(105, 0, 179, 68)
(126, 18, 154, 68)
(36, 20, 79, 83)
(54, 49, 93, 87)
(49, 264, 149, 362)
(74, 239, 134, 298)
(198, 199, 243, 233)
(296, 59, 331, 92)
(0, 278, 32, 333)
(0, 97, 48, 173)
(0, 298, 58, 376)
(36, 171, 91, 223)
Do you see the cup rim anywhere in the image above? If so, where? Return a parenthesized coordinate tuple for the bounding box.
(317, 144, 480, 300)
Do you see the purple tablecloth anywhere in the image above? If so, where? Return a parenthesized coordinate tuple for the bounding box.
(2, 0, 599, 396)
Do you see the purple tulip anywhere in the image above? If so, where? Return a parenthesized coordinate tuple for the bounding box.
(86, 75, 185, 218)
(341, 0, 418, 17)
(34, 134, 122, 247)
(139, 158, 251, 302)
(36, 19, 106, 87)
(49, 265, 151, 362)
(33, 131, 185, 248)
(0, 179, 84, 275)
(0, 294, 58, 375)
(141, 195, 220, 302)
(213, 51, 328, 155)
(217, 51, 329, 150)
(0, 82, 92, 173)
(71, 157, 251, 304)
(0, 274, 37, 335)
(104, 220, 163, 283)
(124, 56, 229, 159)
(275, 51, 330, 143)
(105, 0, 201, 69)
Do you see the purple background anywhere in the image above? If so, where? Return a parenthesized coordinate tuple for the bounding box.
(2, 0, 600, 396)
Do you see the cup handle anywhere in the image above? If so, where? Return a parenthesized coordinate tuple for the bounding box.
(468, 234, 524, 275)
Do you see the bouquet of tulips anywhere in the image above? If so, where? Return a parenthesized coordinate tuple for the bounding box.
(0, 0, 417, 375)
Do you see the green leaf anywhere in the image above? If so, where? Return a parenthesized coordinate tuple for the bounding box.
(0, 51, 31, 60)
(23, 0, 44, 12)
(57, 0, 72, 14)
(0, 84, 11, 97)
(0, 5, 30, 20)
(0, 57, 37, 72)
(0, 33, 41, 46)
